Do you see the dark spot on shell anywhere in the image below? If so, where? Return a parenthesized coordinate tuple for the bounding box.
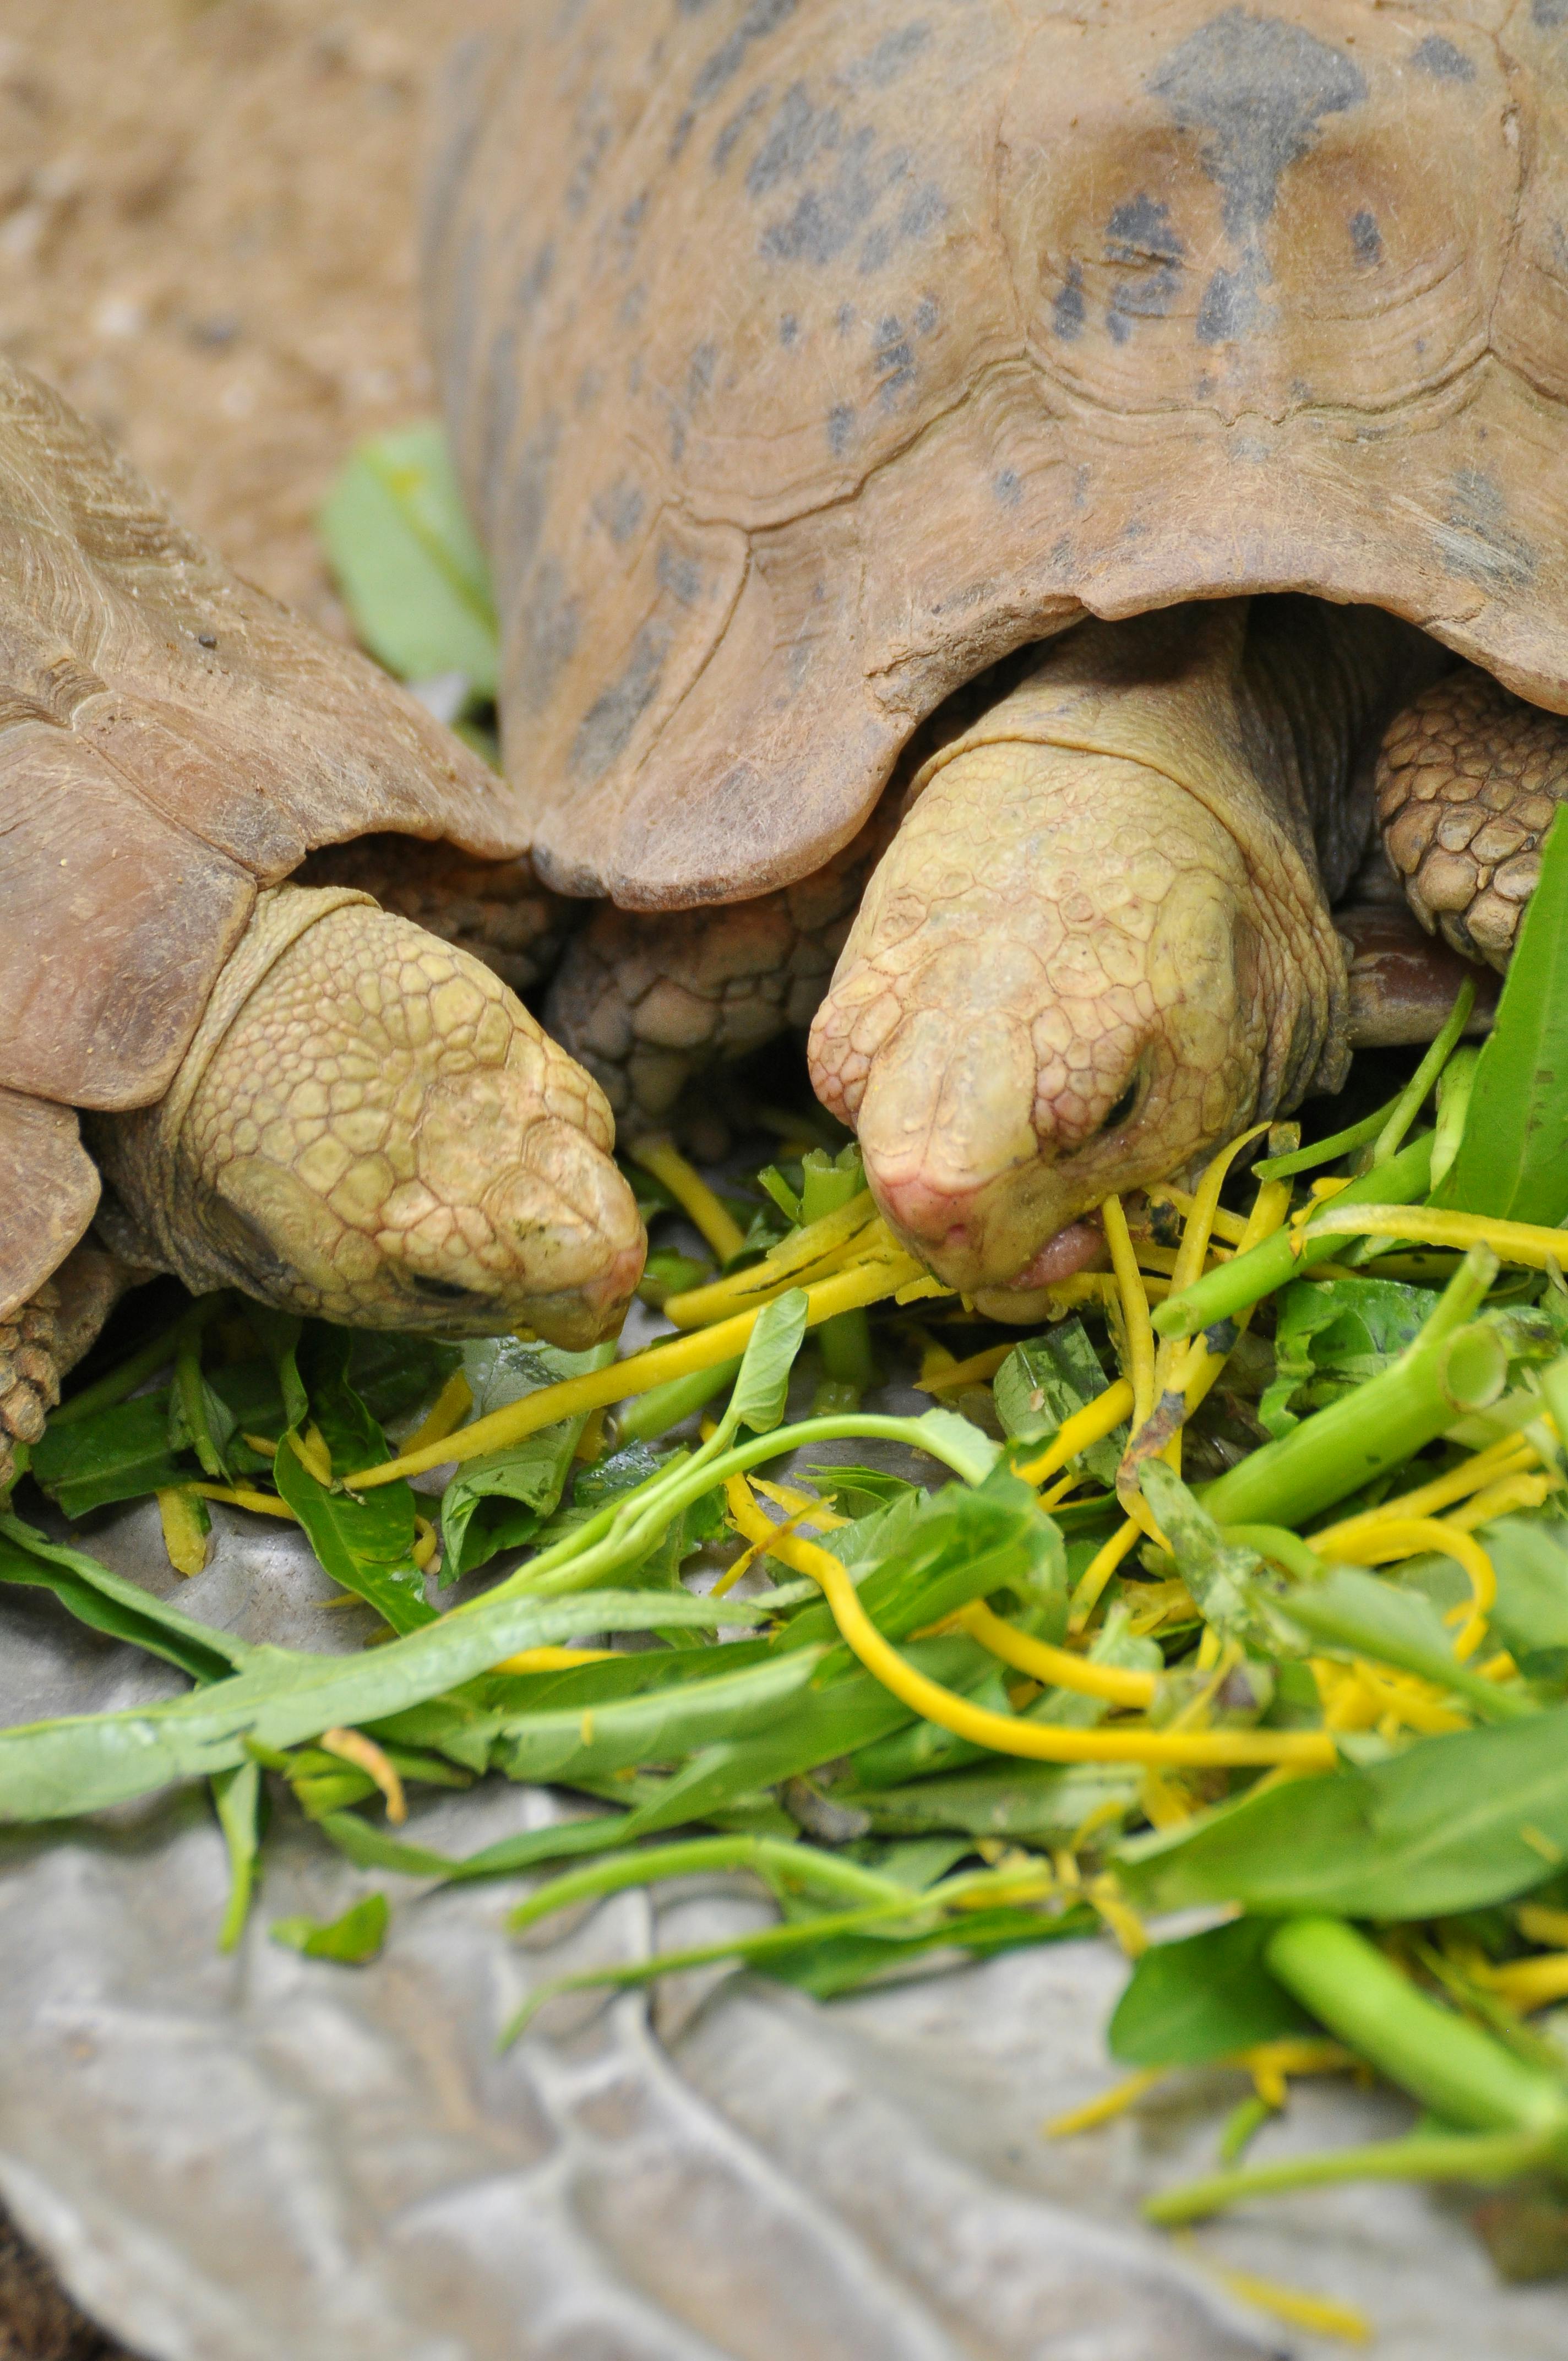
(1104, 194, 1185, 334)
(827, 401, 854, 454)
(1195, 371, 1215, 397)
(1536, 0, 1568, 25)
(914, 294, 938, 334)
(671, 0, 799, 160)
(518, 242, 555, 312)
(872, 317, 915, 406)
(1150, 11, 1366, 241)
(656, 545, 704, 606)
(514, 556, 580, 714)
(712, 84, 771, 171)
(618, 281, 647, 329)
(779, 311, 799, 344)
(595, 478, 645, 545)
(841, 23, 930, 91)
(687, 340, 718, 402)
(836, 302, 855, 335)
(1349, 208, 1382, 265)
(993, 470, 1021, 508)
(570, 623, 670, 780)
(1052, 260, 1085, 340)
(747, 81, 836, 198)
(1436, 470, 1536, 591)
(564, 119, 612, 219)
(197, 631, 217, 649)
(1411, 34, 1475, 81)
(1196, 249, 1268, 345)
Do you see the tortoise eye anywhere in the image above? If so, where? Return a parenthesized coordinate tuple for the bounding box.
(408, 1274, 484, 1304)
(1097, 1079, 1141, 1136)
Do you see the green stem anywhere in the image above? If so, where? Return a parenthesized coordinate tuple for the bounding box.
(1265, 1916, 1568, 2137)
(1152, 1133, 1435, 1340)
(1431, 1046, 1482, 1195)
(1371, 979, 1476, 1166)
(1199, 1247, 1499, 1530)
(506, 1832, 912, 1933)
(613, 1359, 741, 1444)
(1145, 2128, 1554, 2225)
(1217, 2092, 1273, 2166)
(1254, 1103, 1399, 1184)
(818, 1307, 874, 1392)
(1218, 1523, 1322, 1582)
(53, 1293, 227, 1427)
(480, 1411, 984, 1606)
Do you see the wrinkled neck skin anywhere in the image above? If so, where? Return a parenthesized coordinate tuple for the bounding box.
(90, 885, 645, 1352)
(810, 597, 1438, 1316)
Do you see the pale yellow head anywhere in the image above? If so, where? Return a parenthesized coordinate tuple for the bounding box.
(96, 887, 645, 1349)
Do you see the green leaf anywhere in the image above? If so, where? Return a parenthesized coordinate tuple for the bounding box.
(1139, 1461, 1281, 1651)
(212, 1760, 263, 1953)
(1435, 807, 1568, 1222)
(1481, 1516, 1568, 1679)
(317, 422, 498, 692)
(270, 1891, 389, 1965)
(346, 1330, 462, 1429)
(244, 1308, 308, 1432)
(1278, 1565, 1529, 1721)
(31, 1392, 189, 1517)
(0, 1587, 761, 1824)
(273, 1329, 432, 1633)
(1117, 1702, 1568, 1920)
(0, 1514, 253, 1684)
(1108, 1917, 1317, 2066)
(727, 1288, 809, 1434)
(440, 1338, 616, 1579)
(994, 1320, 1125, 1482)
(1257, 1276, 1440, 1441)
(908, 1407, 1001, 1486)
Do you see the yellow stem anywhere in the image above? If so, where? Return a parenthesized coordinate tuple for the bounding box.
(318, 1727, 407, 1823)
(492, 1644, 620, 1676)
(1044, 2068, 1166, 2137)
(1068, 1518, 1144, 1633)
(663, 1191, 884, 1328)
(190, 1483, 299, 1521)
(1316, 1515, 1496, 1662)
(1304, 1203, 1568, 1267)
(1102, 1195, 1156, 1430)
(347, 1252, 926, 1488)
(401, 1369, 473, 1456)
(628, 1135, 748, 1263)
(956, 1599, 1158, 1707)
(1310, 1433, 1536, 1555)
(1015, 1379, 1136, 1488)
(781, 1524, 1335, 1767)
(917, 1342, 1013, 1395)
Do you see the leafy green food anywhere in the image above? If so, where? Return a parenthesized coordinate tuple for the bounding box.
(1434, 809, 1568, 1223)
(318, 423, 498, 693)
(1118, 1704, 1568, 1919)
(1108, 1917, 1316, 2066)
(271, 1331, 431, 1633)
(439, 1338, 616, 1580)
(1257, 1275, 1440, 1439)
(271, 1891, 390, 1965)
(994, 1319, 1126, 1481)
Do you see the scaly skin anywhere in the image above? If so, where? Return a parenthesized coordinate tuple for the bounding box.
(809, 600, 1441, 1314)
(91, 888, 644, 1350)
(811, 752, 1282, 1314)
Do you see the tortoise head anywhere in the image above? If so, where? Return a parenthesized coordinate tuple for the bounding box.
(808, 615, 1351, 1316)
(96, 888, 645, 1349)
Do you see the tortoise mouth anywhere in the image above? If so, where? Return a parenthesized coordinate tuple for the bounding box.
(1004, 1217, 1108, 1293)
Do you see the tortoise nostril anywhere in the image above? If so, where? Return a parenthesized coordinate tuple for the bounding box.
(1096, 1078, 1141, 1138)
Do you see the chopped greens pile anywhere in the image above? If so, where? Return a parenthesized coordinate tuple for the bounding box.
(13, 425, 1568, 2321)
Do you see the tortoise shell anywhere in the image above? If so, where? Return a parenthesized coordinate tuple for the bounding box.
(0, 358, 524, 1318)
(427, 0, 1568, 909)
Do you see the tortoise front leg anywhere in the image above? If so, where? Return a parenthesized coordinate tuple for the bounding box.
(1376, 669, 1568, 969)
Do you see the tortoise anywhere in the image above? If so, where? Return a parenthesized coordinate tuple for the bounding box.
(0, 359, 645, 1485)
(397, 0, 1568, 1308)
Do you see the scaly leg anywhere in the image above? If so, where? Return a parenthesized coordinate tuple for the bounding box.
(1376, 668, 1568, 970)
(545, 814, 894, 1125)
